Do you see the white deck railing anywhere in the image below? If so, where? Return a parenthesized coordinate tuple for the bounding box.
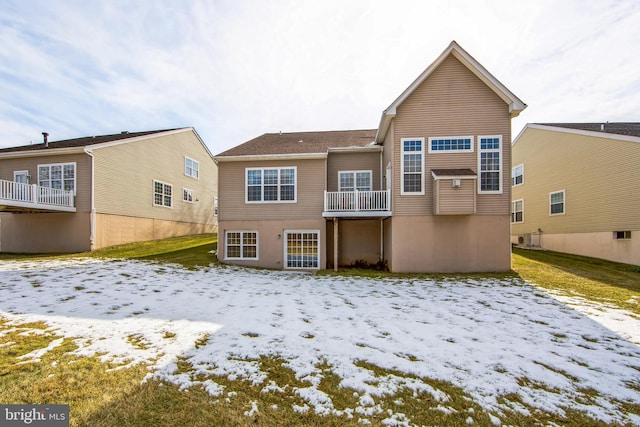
(0, 179, 75, 210)
(324, 190, 390, 212)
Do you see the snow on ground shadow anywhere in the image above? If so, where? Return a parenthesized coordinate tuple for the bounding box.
(0, 258, 639, 425)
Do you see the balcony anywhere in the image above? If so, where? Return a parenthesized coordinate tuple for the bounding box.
(0, 179, 76, 213)
(323, 190, 391, 218)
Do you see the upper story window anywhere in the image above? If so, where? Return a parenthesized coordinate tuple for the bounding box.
(339, 171, 372, 192)
(38, 162, 76, 193)
(512, 164, 524, 186)
(153, 180, 172, 208)
(401, 138, 424, 195)
(550, 190, 565, 215)
(478, 136, 502, 193)
(185, 157, 199, 179)
(246, 167, 296, 203)
(428, 136, 473, 153)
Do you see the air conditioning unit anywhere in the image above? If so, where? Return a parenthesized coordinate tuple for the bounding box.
(517, 234, 532, 247)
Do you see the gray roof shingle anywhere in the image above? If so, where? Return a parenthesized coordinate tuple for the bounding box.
(0, 128, 183, 153)
(216, 129, 378, 157)
(538, 122, 640, 138)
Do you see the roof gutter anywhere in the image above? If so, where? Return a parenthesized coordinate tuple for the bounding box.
(214, 152, 328, 163)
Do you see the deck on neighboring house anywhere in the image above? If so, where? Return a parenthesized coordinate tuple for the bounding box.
(0, 179, 76, 213)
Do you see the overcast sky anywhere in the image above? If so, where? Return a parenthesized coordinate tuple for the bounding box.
(1, 0, 638, 153)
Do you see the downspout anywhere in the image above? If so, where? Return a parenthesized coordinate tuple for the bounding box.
(84, 148, 96, 250)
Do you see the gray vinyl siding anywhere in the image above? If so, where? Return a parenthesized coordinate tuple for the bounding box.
(391, 54, 511, 216)
(0, 153, 92, 213)
(326, 151, 382, 191)
(218, 158, 326, 221)
(92, 130, 216, 225)
(511, 127, 640, 235)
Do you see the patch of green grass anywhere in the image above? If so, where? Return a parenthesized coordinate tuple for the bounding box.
(512, 248, 640, 314)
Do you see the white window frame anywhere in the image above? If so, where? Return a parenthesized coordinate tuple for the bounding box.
(428, 136, 474, 153)
(477, 135, 502, 194)
(400, 138, 425, 195)
(182, 188, 194, 203)
(245, 167, 297, 203)
(511, 199, 524, 224)
(512, 164, 524, 187)
(284, 230, 320, 270)
(14, 170, 29, 184)
(214, 197, 219, 216)
(549, 189, 565, 216)
(37, 162, 77, 195)
(153, 179, 173, 208)
(225, 230, 258, 260)
(184, 156, 199, 179)
(338, 170, 372, 192)
(613, 231, 631, 240)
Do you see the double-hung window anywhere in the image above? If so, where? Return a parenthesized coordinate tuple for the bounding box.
(511, 199, 524, 223)
(339, 171, 372, 192)
(478, 136, 502, 193)
(401, 138, 424, 194)
(185, 157, 199, 179)
(512, 164, 524, 186)
(246, 167, 296, 202)
(225, 231, 258, 259)
(153, 180, 172, 208)
(549, 190, 565, 215)
(182, 188, 193, 203)
(38, 162, 76, 193)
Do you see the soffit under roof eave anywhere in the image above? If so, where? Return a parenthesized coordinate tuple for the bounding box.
(0, 146, 87, 159)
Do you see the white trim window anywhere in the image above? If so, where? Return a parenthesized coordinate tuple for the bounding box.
(38, 162, 76, 193)
(246, 167, 296, 203)
(401, 138, 424, 194)
(428, 136, 473, 153)
(225, 231, 258, 260)
(512, 164, 524, 186)
(14, 170, 29, 184)
(339, 170, 372, 192)
(549, 190, 565, 215)
(511, 199, 524, 223)
(478, 135, 502, 193)
(153, 180, 173, 208)
(182, 188, 194, 203)
(185, 157, 199, 179)
(214, 197, 219, 216)
(614, 231, 631, 240)
(285, 230, 320, 269)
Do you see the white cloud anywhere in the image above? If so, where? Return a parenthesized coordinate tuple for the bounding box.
(0, 0, 638, 152)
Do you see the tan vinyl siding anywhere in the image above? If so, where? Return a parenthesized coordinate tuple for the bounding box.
(511, 127, 640, 236)
(0, 153, 92, 212)
(391, 54, 511, 216)
(327, 151, 382, 191)
(433, 178, 476, 215)
(218, 158, 325, 221)
(92, 130, 216, 226)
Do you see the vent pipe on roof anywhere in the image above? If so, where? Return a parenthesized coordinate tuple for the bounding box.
(42, 132, 49, 147)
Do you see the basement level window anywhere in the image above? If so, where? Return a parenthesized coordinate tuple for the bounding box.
(614, 231, 631, 240)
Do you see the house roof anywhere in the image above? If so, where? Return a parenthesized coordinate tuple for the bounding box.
(215, 129, 378, 158)
(0, 128, 184, 154)
(431, 168, 477, 178)
(536, 122, 640, 138)
(375, 41, 526, 143)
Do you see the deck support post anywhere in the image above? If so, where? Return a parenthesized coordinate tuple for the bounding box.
(333, 217, 339, 272)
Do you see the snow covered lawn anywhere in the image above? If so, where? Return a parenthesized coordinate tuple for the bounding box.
(1, 258, 639, 425)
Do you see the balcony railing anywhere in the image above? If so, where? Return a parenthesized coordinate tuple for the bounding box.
(0, 179, 76, 212)
(324, 190, 390, 215)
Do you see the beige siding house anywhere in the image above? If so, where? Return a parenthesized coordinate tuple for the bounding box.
(0, 128, 217, 253)
(215, 41, 526, 272)
(511, 123, 639, 266)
